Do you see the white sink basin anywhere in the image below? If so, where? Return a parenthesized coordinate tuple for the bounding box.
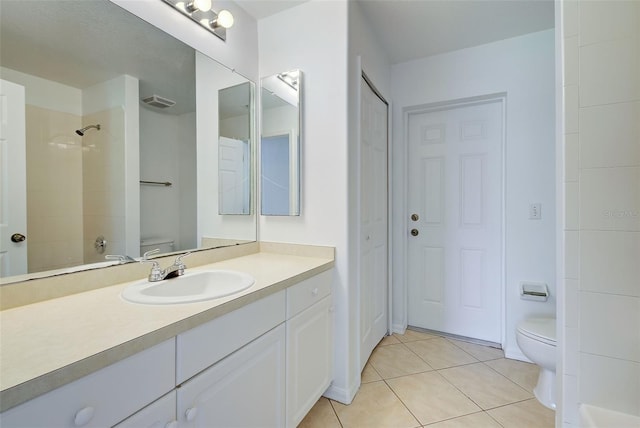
(121, 270, 255, 305)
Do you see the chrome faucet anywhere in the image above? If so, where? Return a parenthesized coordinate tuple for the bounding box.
(140, 249, 192, 282)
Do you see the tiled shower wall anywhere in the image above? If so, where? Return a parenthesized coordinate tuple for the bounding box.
(82, 107, 126, 264)
(562, 0, 640, 424)
(25, 105, 84, 272)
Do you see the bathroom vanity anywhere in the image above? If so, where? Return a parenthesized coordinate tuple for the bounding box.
(0, 243, 334, 428)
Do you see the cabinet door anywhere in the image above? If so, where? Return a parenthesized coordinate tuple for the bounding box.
(0, 339, 175, 428)
(114, 391, 177, 428)
(177, 324, 286, 428)
(286, 296, 333, 428)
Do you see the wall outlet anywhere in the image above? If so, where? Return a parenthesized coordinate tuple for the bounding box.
(529, 203, 542, 220)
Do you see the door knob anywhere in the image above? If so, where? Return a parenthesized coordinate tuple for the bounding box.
(11, 233, 26, 243)
(411, 213, 419, 221)
(410, 229, 419, 236)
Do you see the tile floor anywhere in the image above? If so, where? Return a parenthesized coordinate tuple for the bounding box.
(299, 329, 555, 428)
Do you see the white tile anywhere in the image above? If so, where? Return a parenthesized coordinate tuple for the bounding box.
(579, 0, 640, 46)
(565, 182, 579, 231)
(565, 327, 579, 376)
(565, 231, 580, 279)
(580, 38, 640, 107)
(580, 102, 640, 168)
(564, 36, 579, 87)
(580, 167, 640, 231)
(565, 133, 579, 182)
(581, 292, 640, 362)
(580, 353, 640, 416)
(564, 85, 579, 134)
(565, 279, 580, 328)
(563, 0, 579, 38)
(580, 231, 640, 297)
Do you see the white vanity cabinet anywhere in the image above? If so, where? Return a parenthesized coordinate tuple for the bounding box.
(1, 268, 334, 428)
(285, 270, 334, 428)
(0, 339, 175, 428)
(114, 391, 177, 428)
(177, 324, 286, 427)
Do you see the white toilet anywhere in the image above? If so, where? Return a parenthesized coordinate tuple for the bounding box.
(516, 317, 556, 410)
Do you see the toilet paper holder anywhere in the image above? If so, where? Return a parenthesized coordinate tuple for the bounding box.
(520, 282, 549, 301)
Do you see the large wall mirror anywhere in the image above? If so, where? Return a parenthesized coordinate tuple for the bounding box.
(260, 70, 302, 216)
(0, 0, 256, 282)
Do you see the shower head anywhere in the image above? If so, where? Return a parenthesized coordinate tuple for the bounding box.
(76, 124, 101, 136)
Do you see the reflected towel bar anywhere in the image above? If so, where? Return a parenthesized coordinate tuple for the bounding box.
(140, 180, 172, 186)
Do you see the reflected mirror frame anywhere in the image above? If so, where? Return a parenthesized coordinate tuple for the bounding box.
(259, 69, 302, 216)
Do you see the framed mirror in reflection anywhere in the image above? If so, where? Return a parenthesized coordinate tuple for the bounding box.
(260, 70, 302, 216)
(0, 0, 256, 282)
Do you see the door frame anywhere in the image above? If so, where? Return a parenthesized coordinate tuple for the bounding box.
(356, 66, 392, 372)
(401, 93, 507, 346)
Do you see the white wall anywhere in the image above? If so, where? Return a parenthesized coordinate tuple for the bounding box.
(391, 30, 556, 359)
(196, 52, 256, 242)
(110, 0, 258, 82)
(258, 0, 353, 402)
(140, 107, 196, 251)
(560, 1, 640, 424)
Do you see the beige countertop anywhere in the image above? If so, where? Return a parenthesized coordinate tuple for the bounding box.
(0, 245, 334, 412)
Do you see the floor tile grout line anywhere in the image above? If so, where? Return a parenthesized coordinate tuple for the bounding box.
(327, 397, 345, 428)
(381, 377, 423, 427)
(480, 360, 535, 396)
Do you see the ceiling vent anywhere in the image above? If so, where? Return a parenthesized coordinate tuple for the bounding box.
(142, 95, 176, 109)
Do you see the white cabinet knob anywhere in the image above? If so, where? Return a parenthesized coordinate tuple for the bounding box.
(74, 406, 95, 426)
(165, 421, 179, 428)
(185, 407, 198, 422)
(311, 288, 319, 296)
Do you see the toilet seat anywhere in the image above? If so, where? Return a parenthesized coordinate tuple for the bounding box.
(517, 318, 556, 346)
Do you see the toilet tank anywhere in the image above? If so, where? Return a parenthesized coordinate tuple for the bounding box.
(140, 238, 175, 255)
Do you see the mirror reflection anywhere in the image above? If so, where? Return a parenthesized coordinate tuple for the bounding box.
(219, 82, 253, 215)
(0, 0, 256, 281)
(260, 70, 302, 216)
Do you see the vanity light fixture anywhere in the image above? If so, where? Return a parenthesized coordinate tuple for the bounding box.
(277, 70, 300, 91)
(163, 0, 233, 42)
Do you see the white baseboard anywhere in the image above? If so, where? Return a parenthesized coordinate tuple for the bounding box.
(504, 345, 532, 363)
(392, 323, 406, 335)
(323, 378, 360, 405)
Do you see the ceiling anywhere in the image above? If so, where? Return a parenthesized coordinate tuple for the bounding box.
(0, 0, 198, 115)
(236, 0, 555, 64)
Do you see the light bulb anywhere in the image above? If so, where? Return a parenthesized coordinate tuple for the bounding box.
(216, 10, 234, 28)
(185, 0, 211, 13)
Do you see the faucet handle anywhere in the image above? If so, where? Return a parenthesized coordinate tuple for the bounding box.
(140, 249, 163, 281)
(174, 252, 192, 266)
(105, 254, 136, 264)
(143, 249, 160, 260)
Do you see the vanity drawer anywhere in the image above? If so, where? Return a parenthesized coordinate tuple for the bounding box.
(286, 270, 332, 319)
(0, 339, 175, 428)
(176, 290, 286, 384)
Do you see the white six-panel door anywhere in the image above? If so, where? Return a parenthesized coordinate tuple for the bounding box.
(359, 76, 389, 370)
(407, 99, 503, 343)
(0, 79, 27, 277)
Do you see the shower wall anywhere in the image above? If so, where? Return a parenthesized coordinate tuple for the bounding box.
(81, 75, 138, 263)
(25, 104, 84, 272)
(0, 67, 86, 273)
(81, 107, 126, 264)
(1, 67, 137, 271)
